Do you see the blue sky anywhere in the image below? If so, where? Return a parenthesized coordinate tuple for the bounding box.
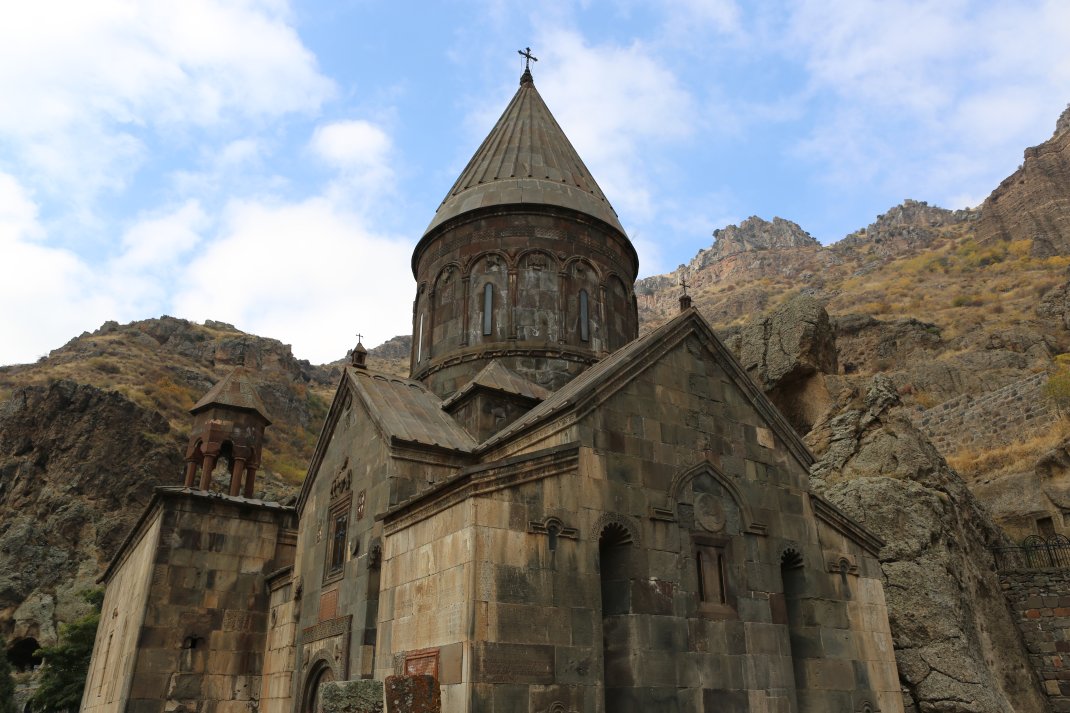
(2, 0, 1069, 366)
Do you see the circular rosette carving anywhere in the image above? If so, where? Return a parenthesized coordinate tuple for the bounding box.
(694, 492, 727, 533)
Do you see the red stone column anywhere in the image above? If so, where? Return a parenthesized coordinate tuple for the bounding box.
(199, 454, 217, 490)
(183, 461, 197, 488)
(229, 458, 246, 496)
(243, 467, 257, 498)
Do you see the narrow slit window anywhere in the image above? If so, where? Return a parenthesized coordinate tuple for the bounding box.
(579, 289, 590, 342)
(483, 283, 494, 336)
(417, 314, 424, 362)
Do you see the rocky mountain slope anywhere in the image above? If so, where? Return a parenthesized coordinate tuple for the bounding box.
(0, 317, 415, 654)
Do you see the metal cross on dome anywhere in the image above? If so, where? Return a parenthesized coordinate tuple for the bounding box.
(518, 47, 538, 70)
(356, 332, 363, 343)
(679, 273, 690, 296)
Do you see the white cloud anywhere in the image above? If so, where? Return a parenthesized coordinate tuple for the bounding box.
(0, 1, 334, 201)
(0, 174, 110, 364)
(172, 197, 413, 363)
(310, 120, 392, 172)
(531, 28, 696, 223)
(785, 0, 1070, 205)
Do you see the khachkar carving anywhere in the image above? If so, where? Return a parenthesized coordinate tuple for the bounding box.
(694, 492, 727, 533)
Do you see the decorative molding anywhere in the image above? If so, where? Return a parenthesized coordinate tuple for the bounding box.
(593, 512, 641, 546)
(827, 554, 859, 576)
(528, 516, 579, 540)
(665, 459, 767, 537)
(300, 614, 351, 645)
(811, 493, 885, 556)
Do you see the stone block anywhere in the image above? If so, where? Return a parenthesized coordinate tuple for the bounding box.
(385, 674, 440, 713)
(322, 679, 385, 713)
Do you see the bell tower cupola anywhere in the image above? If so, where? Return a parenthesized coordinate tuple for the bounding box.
(409, 60, 640, 398)
(182, 367, 271, 498)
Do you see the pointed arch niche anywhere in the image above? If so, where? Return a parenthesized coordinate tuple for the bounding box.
(666, 461, 766, 620)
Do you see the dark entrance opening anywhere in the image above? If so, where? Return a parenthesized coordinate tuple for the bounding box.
(7, 637, 42, 672)
(599, 523, 633, 710)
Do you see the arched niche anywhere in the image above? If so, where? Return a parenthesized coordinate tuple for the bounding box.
(604, 274, 632, 351)
(564, 257, 602, 351)
(466, 252, 509, 343)
(515, 249, 560, 342)
(431, 263, 463, 356)
(667, 460, 766, 536)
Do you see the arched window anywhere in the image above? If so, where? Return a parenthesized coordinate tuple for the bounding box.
(579, 289, 590, 342)
(482, 283, 494, 336)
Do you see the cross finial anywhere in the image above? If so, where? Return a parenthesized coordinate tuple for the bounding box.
(518, 47, 538, 71)
(679, 271, 693, 312)
(356, 332, 363, 344)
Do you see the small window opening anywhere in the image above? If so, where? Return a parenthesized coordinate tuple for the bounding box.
(181, 635, 205, 650)
(579, 289, 590, 342)
(1038, 516, 1057, 538)
(329, 513, 348, 575)
(838, 559, 852, 600)
(482, 283, 494, 336)
(696, 546, 727, 605)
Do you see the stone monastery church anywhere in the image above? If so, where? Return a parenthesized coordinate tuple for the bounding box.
(81, 65, 904, 713)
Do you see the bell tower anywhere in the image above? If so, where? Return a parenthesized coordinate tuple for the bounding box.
(409, 63, 639, 398)
(181, 367, 271, 497)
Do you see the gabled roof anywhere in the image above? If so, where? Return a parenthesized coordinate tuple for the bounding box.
(441, 361, 552, 410)
(297, 367, 477, 515)
(346, 368, 477, 452)
(478, 308, 817, 471)
(191, 367, 271, 423)
(424, 70, 625, 236)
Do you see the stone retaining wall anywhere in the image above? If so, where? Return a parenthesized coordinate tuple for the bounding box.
(999, 568, 1070, 712)
(914, 372, 1057, 455)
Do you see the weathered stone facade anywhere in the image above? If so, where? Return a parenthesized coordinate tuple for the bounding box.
(81, 488, 296, 713)
(82, 67, 903, 713)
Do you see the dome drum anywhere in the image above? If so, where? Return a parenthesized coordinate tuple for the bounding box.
(410, 209, 638, 397)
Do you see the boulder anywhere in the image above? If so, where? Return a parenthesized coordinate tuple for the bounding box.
(721, 293, 837, 434)
(807, 376, 1048, 713)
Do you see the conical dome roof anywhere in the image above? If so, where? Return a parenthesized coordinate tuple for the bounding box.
(424, 69, 625, 236)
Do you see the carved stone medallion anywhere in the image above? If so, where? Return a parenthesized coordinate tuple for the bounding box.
(694, 493, 726, 533)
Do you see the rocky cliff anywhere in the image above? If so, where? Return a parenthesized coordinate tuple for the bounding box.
(977, 104, 1070, 255)
(0, 381, 182, 649)
(0, 317, 335, 651)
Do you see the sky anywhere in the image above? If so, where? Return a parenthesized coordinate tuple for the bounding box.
(2, 0, 1069, 366)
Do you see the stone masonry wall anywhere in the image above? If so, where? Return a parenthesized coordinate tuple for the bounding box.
(914, 373, 1057, 455)
(1000, 568, 1070, 711)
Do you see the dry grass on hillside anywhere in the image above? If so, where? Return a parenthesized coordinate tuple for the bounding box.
(947, 417, 1070, 482)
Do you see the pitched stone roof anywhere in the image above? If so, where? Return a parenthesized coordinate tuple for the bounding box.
(440, 361, 552, 410)
(346, 368, 477, 452)
(191, 367, 271, 423)
(478, 308, 817, 472)
(424, 70, 625, 236)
